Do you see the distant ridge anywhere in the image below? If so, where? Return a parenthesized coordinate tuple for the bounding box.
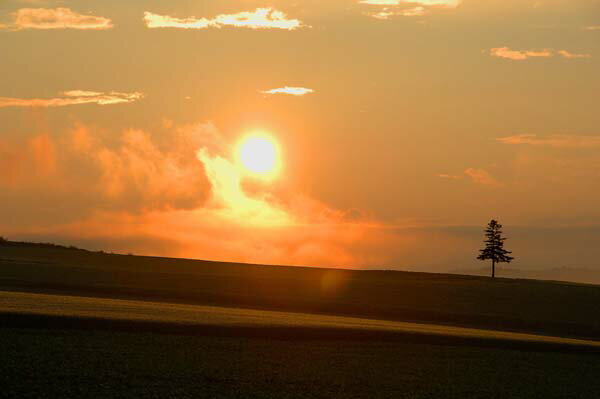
(453, 266, 600, 287)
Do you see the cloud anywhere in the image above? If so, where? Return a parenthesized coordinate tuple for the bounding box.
(0, 121, 397, 269)
(5, 120, 600, 279)
(489, 47, 591, 60)
(0, 123, 213, 225)
(260, 87, 314, 96)
(360, 0, 460, 19)
(359, 0, 461, 6)
(436, 173, 462, 180)
(6, 8, 113, 30)
(144, 8, 306, 31)
(584, 26, 600, 31)
(489, 47, 552, 60)
(361, 0, 461, 20)
(365, 6, 428, 19)
(464, 168, 503, 186)
(0, 90, 144, 108)
(437, 170, 502, 186)
(498, 134, 600, 149)
(556, 50, 591, 59)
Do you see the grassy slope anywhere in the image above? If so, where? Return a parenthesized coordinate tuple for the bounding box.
(2, 290, 598, 351)
(1, 242, 599, 398)
(1, 242, 599, 340)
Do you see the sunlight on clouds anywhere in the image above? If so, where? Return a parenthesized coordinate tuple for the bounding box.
(144, 8, 306, 30)
(498, 134, 600, 149)
(360, 0, 461, 5)
(489, 47, 552, 60)
(464, 168, 503, 187)
(0, 90, 144, 108)
(365, 6, 428, 19)
(490, 47, 591, 60)
(260, 87, 314, 96)
(437, 170, 502, 186)
(0, 121, 394, 268)
(197, 148, 292, 227)
(557, 50, 591, 59)
(7, 8, 113, 30)
(437, 173, 463, 180)
(360, 0, 460, 19)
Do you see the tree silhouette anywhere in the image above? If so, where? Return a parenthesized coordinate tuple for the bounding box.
(477, 220, 514, 278)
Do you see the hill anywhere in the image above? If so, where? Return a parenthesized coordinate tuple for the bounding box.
(1, 240, 599, 340)
(2, 240, 599, 398)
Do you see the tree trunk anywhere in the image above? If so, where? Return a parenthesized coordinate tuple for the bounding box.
(492, 258, 495, 279)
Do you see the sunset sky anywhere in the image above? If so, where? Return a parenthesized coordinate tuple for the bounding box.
(1, 0, 599, 279)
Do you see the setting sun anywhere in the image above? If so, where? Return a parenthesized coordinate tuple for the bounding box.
(236, 133, 281, 179)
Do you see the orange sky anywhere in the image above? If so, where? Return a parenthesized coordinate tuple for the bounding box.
(1, 0, 600, 281)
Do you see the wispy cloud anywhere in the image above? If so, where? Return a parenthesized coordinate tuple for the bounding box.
(584, 26, 600, 31)
(365, 6, 428, 19)
(5, 8, 113, 30)
(490, 47, 591, 60)
(489, 47, 552, 60)
(260, 87, 314, 96)
(464, 168, 503, 186)
(436, 173, 462, 180)
(359, 0, 461, 6)
(0, 90, 143, 108)
(437, 169, 502, 186)
(360, 0, 460, 19)
(144, 8, 307, 31)
(498, 134, 600, 149)
(557, 50, 591, 59)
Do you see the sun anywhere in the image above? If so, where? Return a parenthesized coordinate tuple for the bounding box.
(236, 133, 281, 179)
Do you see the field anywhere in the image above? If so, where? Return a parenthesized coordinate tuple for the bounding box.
(3, 328, 600, 399)
(1, 241, 599, 398)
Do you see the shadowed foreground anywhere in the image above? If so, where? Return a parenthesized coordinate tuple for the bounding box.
(1, 243, 599, 397)
(2, 327, 599, 399)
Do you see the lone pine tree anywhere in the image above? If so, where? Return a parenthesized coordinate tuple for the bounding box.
(477, 220, 514, 278)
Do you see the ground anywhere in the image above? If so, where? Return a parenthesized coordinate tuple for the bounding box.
(2, 328, 599, 398)
(0, 242, 599, 398)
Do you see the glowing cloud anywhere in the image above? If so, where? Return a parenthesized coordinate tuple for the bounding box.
(437, 173, 462, 180)
(489, 47, 552, 60)
(144, 8, 306, 31)
(464, 168, 503, 187)
(498, 134, 600, 149)
(490, 47, 591, 60)
(359, 0, 461, 6)
(7, 8, 113, 30)
(260, 87, 314, 96)
(360, 0, 460, 19)
(0, 90, 144, 108)
(365, 6, 428, 19)
(0, 121, 394, 269)
(557, 50, 591, 59)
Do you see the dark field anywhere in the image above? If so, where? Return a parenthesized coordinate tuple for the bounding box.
(1, 242, 599, 339)
(2, 328, 600, 399)
(1, 242, 599, 398)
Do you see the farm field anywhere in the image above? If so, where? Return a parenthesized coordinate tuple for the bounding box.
(1, 242, 600, 340)
(1, 290, 599, 351)
(1, 242, 599, 398)
(2, 327, 600, 399)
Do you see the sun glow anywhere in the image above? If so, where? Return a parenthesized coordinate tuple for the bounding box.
(236, 133, 281, 179)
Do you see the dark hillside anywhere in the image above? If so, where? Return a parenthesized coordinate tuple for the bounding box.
(1, 241, 599, 339)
